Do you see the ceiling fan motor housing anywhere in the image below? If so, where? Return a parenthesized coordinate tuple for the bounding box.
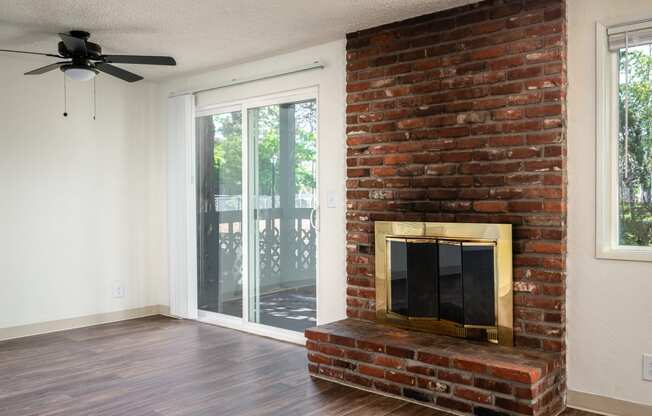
(57, 41, 102, 60)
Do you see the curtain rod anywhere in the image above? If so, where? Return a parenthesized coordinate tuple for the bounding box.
(168, 61, 324, 98)
(607, 19, 652, 35)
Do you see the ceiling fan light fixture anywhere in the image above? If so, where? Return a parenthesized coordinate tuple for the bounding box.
(63, 65, 97, 81)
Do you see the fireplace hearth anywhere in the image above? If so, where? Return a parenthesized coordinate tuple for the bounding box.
(375, 222, 513, 346)
(305, 319, 563, 416)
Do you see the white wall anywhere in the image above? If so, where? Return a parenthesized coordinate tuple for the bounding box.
(0, 55, 163, 328)
(158, 40, 347, 324)
(567, 0, 652, 407)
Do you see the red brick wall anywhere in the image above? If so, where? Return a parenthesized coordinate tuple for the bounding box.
(345, 0, 567, 352)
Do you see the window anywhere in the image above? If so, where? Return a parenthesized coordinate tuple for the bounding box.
(597, 20, 652, 261)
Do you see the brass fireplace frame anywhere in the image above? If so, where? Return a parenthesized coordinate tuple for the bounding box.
(374, 221, 513, 346)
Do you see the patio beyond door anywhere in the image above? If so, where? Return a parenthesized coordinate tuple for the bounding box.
(195, 92, 318, 336)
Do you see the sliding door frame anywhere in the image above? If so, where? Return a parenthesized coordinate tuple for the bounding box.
(194, 86, 319, 344)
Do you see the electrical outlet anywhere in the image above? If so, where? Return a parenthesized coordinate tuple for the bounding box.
(644, 354, 652, 381)
(112, 281, 125, 299)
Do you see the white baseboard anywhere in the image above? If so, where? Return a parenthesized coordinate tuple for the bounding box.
(568, 390, 652, 416)
(156, 304, 172, 317)
(0, 305, 170, 341)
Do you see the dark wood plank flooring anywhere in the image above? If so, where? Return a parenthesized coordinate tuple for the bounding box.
(0, 316, 597, 416)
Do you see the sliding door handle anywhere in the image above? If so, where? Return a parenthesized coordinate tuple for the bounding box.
(310, 206, 319, 231)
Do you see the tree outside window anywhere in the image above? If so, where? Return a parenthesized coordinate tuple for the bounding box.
(618, 44, 652, 246)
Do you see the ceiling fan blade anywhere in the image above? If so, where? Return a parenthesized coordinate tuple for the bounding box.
(24, 61, 68, 75)
(0, 48, 62, 58)
(102, 55, 176, 66)
(59, 33, 87, 55)
(95, 63, 143, 82)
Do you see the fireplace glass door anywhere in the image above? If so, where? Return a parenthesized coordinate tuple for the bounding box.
(388, 238, 496, 328)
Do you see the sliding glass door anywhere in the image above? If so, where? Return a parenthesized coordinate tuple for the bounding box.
(196, 108, 243, 317)
(195, 91, 317, 336)
(249, 99, 317, 332)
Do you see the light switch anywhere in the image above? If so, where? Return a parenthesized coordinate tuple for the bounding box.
(327, 191, 337, 208)
(644, 354, 652, 381)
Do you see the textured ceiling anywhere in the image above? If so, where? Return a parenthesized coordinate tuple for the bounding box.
(0, 0, 478, 81)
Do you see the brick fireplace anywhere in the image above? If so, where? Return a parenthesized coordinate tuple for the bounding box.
(306, 0, 567, 414)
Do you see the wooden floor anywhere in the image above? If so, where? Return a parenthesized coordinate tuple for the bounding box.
(0, 316, 597, 416)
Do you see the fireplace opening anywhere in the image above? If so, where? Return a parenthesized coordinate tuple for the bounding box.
(375, 222, 513, 345)
(388, 238, 496, 328)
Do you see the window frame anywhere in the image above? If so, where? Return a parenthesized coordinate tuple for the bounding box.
(596, 20, 652, 262)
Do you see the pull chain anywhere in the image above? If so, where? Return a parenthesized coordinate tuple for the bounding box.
(63, 73, 68, 117)
(93, 77, 96, 120)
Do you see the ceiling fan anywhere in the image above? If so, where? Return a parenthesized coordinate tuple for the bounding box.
(0, 30, 176, 82)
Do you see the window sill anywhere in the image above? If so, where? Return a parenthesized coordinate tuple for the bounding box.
(596, 244, 652, 262)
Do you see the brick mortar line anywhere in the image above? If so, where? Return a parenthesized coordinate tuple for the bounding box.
(346, 146, 565, 155)
(346, 93, 563, 111)
(346, 125, 565, 136)
(347, 66, 564, 98)
(346, 107, 563, 118)
(346, 87, 563, 108)
(347, 116, 564, 126)
(347, 146, 564, 153)
(347, 46, 564, 72)
(347, 157, 563, 162)
(346, 127, 563, 138)
(346, 122, 563, 133)
(345, 218, 564, 226)
(350, 196, 559, 201)
(349, 159, 564, 164)
(347, 184, 558, 188)
(347, 37, 563, 67)
(346, 79, 564, 95)
(345, 131, 565, 145)
(347, 63, 563, 95)
(345, 194, 565, 199)
(347, 216, 565, 223)
(346, 179, 564, 183)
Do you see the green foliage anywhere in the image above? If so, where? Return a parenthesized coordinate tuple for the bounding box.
(250, 102, 317, 199)
(212, 111, 243, 196)
(209, 101, 317, 201)
(618, 47, 652, 246)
